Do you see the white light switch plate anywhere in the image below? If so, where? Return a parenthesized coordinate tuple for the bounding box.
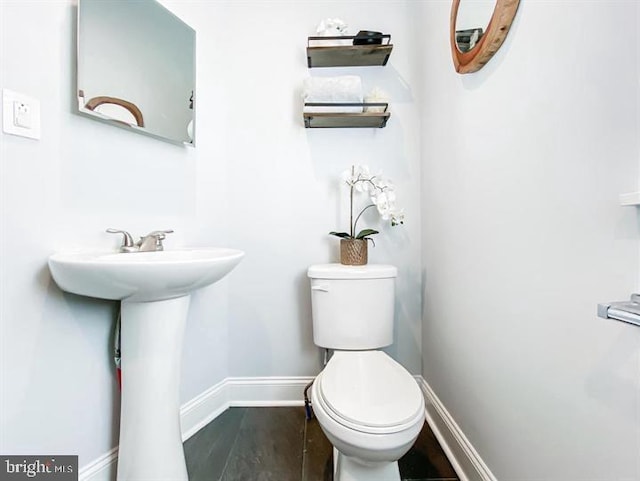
(2, 88, 41, 140)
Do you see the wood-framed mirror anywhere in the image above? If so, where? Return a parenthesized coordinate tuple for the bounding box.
(450, 0, 520, 74)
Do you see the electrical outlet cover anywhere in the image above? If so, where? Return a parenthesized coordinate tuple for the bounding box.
(2, 89, 41, 140)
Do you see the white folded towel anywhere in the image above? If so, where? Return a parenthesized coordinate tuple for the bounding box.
(303, 76, 363, 113)
(303, 104, 362, 114)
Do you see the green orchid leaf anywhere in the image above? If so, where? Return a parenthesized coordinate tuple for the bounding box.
(329, 231, 352, 239)
(355, 229, 379, 239)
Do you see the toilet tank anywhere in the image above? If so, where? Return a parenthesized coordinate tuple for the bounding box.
(307, 264, 397, 350)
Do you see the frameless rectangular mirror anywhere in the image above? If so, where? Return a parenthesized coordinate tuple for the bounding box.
(77, 0, 196, 146)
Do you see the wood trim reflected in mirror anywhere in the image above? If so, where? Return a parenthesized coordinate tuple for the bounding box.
(450, 0, 520, 74)
(85, 96, 145, 127)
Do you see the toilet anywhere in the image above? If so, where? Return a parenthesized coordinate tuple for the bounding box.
(307, 264, 425, 481)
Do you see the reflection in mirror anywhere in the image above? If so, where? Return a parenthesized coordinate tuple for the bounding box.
(455, 1, 494, 53)
(450, 0, 520, 74)
(77, 0, 196, 145)
(83, 94, 145, 127)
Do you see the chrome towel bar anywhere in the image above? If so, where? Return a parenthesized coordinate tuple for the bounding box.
(598, 294, 640, 327)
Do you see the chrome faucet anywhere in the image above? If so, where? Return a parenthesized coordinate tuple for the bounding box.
(107, 228, 174, 253)
(136, 230, 174, 252)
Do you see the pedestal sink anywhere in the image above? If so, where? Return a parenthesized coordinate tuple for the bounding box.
(48, 248, 245, 481)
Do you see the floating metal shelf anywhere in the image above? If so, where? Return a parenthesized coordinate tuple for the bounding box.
(620, 192, 640, 206)
(307, 35, 393, 68)
(303, 102, 390, 129)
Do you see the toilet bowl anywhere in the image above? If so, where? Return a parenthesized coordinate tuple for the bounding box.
(310, 350, 425, 481)
(307, 264, 425, 481)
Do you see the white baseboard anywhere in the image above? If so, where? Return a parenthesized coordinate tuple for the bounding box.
(79, 376, 314, 481)
(227, 376, 313, 406)
(417, 376, 497, 481)
(78, 447, 118, 481)
(180, 378, 230, 441)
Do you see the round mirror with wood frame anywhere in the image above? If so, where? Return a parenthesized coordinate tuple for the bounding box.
(450, 0, 520, 74)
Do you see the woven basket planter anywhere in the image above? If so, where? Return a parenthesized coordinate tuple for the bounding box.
(340, 239, 368, 265)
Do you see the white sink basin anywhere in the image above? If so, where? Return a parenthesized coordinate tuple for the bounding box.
(48, 248, 244, 302)
(48, 247, 244, 481)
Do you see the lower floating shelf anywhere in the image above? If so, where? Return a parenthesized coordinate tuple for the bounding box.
(303, 102, 390, 128)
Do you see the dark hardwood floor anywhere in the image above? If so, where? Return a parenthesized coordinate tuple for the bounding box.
(184, 407, 459, 481)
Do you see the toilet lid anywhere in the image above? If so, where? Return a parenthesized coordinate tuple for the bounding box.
(318, 351, 424, 431)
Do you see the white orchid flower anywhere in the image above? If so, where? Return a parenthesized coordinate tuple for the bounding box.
(331, 165, 405, 241)
(373, 177, 394, 192)
(371, 189, 396, 208)
(341, 165, 371, 187)
(390, 209, 405, 226)
(373, 191, 397, 220)
(353, 165, 371, 185)
(341, 168, 355, 186)
(373, 183, 393, 206)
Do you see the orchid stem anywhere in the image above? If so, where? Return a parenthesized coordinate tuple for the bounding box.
(349, 166, 354, 237)
(353, 204, 375, 236)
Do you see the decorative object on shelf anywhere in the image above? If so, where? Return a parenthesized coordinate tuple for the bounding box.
(364, 87, 389, 113)
(330, 165, 404, 265)
(450, 0, 520, 74)
(353, 30, 383, 46)
(315, 18, 351, 46)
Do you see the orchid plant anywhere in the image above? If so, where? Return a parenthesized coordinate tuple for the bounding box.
(329, 165, 404, 243)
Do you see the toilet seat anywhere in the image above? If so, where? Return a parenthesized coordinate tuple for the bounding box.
(316, 351, 425, 435)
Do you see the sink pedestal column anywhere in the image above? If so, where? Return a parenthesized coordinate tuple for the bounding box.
(117, 296, 191, 481)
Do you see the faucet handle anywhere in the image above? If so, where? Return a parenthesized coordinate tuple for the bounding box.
(140, 229, 174, 251)
(106, 228, 134, 248)
(144, 229, 174, 240)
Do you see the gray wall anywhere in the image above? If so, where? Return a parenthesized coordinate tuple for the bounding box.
(0, 0, 422, 466)
(417, 1, 640, 479)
